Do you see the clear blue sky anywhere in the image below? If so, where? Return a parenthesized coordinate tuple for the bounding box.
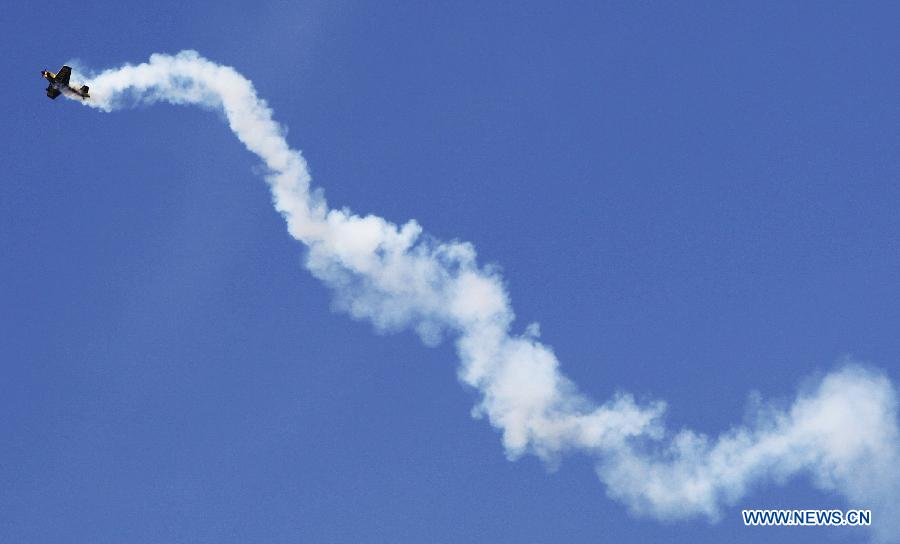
(2, 2, 898, 543)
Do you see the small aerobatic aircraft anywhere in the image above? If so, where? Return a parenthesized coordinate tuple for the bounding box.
(41, 65, 89, 100)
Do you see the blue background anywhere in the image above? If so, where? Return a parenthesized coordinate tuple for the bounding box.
(2, 2, 898, 542)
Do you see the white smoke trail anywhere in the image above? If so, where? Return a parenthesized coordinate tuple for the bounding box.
(72, 51, 899, 540)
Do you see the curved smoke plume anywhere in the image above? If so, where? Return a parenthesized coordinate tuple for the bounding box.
(72, 51, 899, 541)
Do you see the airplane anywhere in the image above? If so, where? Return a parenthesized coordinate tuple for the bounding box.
(41, 65, 89, 100)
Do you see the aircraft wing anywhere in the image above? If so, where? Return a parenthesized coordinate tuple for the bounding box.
(46, 86, 61, 99)
(56, 66, 71, 86)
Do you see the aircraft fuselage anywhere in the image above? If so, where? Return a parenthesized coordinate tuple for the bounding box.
(42, 68, 90, 99)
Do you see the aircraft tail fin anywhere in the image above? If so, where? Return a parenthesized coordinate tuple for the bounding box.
(80, 85, 90, 95)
